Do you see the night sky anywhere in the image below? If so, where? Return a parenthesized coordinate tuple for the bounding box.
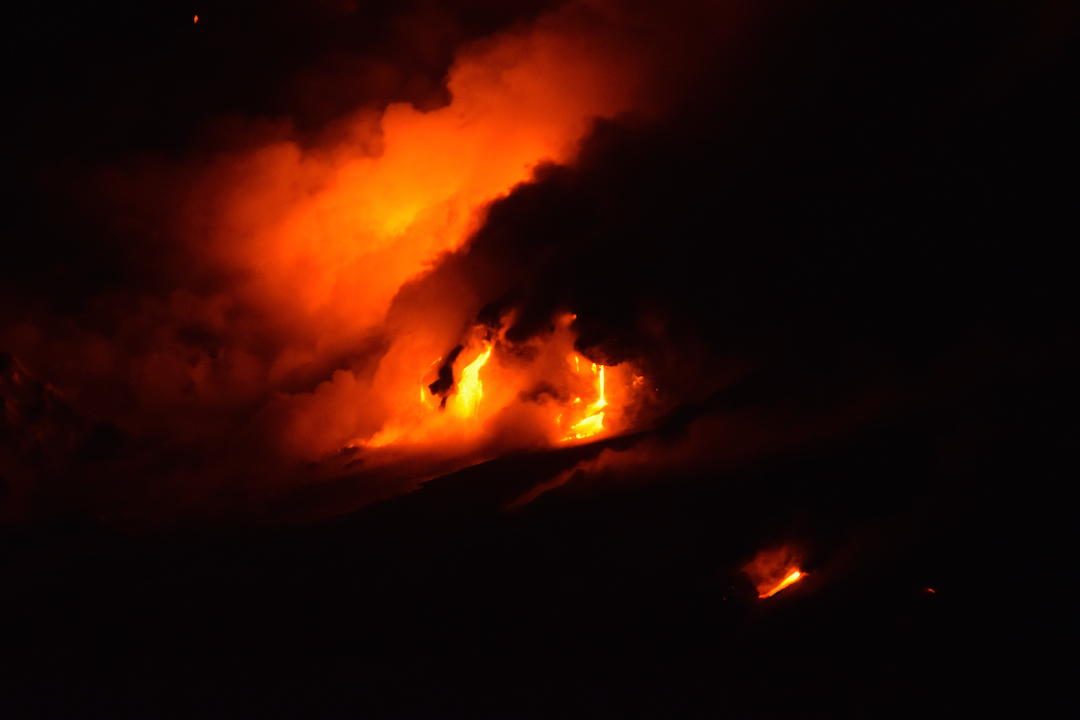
(2, 2, 1077, 717)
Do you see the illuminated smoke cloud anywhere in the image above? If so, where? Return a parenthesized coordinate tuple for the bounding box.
(1, 1, 1074, 526)
(0, 1, 750, 523)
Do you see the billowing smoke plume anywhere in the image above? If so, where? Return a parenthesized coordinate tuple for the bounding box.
(2, 0, 1076, 526)
(0, 1, 747, 523)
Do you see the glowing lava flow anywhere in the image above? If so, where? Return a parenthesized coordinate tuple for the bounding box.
(565, 363, 607, 440)
(354, 314, 641, 456)
(743, 546, 806, 599)
(760, 570, 804, 598)
(452, 344, 493, 417)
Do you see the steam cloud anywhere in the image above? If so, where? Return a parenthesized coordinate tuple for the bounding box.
(1, 0, 1076, 526)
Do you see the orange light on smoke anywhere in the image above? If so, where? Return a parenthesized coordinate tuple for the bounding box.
(173, 11, 651, 461)
(420, 357, 443, 406)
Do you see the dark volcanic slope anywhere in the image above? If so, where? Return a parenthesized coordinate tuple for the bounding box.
(1, 355, 1072, 719)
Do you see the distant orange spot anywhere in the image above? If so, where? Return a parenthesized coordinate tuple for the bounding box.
(926, 587, 935, 594)
(744, 546, 806, 598)
(194, 15, 198, 24)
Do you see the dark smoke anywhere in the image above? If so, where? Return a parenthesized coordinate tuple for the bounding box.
(1, 0, 561, 311)
(428, 0, 1078, 395)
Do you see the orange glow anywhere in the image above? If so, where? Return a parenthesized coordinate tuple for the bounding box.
(179, 11, 645, 369)
(761, 570, 803, 598)
(452, 344, 493, 417)
(596, 365, 606, 409)
(420, 357, 443, 406)
(155, 6, 651, 465)
(357, 313, 641, 457)
(564, 363, 607, 440)
(566, 412, 604, 439)
(744, 547, 806, 599)
(3, 3, 665, 515)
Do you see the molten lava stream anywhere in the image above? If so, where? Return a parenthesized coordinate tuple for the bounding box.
(452, 343, 493, 417)
(356, 313, 641, 456)
(760, 570, 804, 598)
(743, 546, 807, 599)
(564, 363, 607, 441)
